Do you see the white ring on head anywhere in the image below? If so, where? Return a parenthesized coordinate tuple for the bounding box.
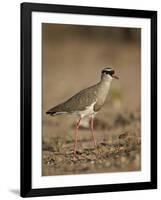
(103, 68, 113, 71)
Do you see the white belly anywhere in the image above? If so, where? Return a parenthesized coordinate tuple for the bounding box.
(76, 101, 97, 118)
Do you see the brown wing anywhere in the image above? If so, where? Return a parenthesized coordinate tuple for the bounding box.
(46, 84, 98, 116)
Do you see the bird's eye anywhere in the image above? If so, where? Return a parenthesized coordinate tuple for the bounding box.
(102, 70, 114, 75)
(102, 71, 108, 74)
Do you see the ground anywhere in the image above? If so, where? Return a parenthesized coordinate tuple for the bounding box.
(42, 109, 141, 175)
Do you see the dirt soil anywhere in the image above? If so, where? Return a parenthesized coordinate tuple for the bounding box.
(42, 111, 141, 176)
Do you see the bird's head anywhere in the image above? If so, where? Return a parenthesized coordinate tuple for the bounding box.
(101, 67, 119, 81)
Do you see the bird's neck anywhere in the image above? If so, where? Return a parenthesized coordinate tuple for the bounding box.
(97, 77, 112, 100)
(99, 77, 112, 90)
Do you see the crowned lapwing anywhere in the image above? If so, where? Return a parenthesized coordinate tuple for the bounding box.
(46, 68, 119, 156)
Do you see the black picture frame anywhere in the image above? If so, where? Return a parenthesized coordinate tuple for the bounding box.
(20, 2, 157, 197)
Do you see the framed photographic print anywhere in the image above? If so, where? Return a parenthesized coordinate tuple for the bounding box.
(20, 2, 157, 197)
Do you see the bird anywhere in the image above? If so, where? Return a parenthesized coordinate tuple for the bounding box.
(46, 67, 119, 156)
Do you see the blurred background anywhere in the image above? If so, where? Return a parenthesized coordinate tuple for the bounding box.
(42, 23, 141, 176)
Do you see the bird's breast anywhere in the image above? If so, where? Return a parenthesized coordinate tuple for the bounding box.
(94, 83, 111, 111)
(76, 101, 97, 118)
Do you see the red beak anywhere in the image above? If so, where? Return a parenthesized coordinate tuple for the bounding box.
(112, 75, 119, 79)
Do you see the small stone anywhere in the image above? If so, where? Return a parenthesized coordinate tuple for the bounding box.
(121, 156, 127, 164)
(105, 161, 111, 168)
(47, 159, 55, 165)
(66, 150, 73, 155)
(119, 132, 129, 139)
(56, 156, 64, 163)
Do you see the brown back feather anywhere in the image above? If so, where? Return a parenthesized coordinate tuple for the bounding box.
(46, 84, 99, 115)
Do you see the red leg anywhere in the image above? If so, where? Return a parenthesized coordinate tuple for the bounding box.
(73, 118, 81, 156)
(89, 117, 97, 147)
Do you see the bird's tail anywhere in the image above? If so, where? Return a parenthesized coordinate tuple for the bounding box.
(46, 104, 67, 116)
(46, 108, 58, 116)
(46, 110, 55, 115)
